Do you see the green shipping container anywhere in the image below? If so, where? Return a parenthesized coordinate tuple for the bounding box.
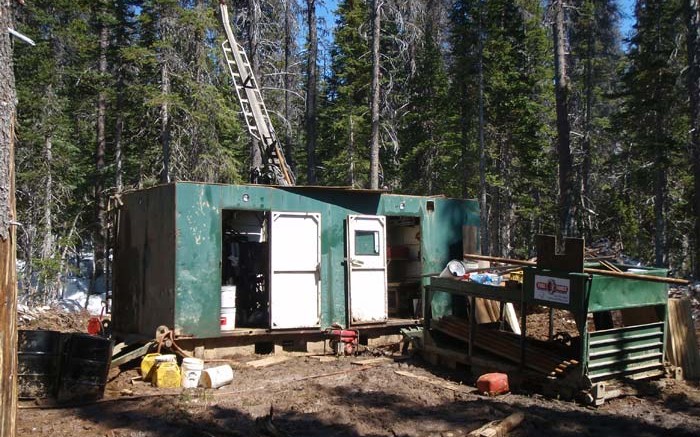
(113, 182, 479, 339)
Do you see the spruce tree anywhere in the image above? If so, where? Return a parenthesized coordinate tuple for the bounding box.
(618, 0, 686, 267)
(317, 0, 372, 186)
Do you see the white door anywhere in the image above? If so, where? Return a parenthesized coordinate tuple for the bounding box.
(270, 212, 321, 329)
(347, 215, 388, 324)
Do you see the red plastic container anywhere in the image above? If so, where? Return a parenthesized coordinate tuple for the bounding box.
(476, 373, 509, 396)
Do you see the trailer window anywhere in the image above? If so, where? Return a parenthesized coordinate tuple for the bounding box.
(355, 230, 379, 256)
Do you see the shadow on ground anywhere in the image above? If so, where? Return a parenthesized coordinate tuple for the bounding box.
(69, 371, 700, 437)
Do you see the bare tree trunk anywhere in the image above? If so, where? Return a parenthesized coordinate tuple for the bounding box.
(581, 0, 595, 239)
(115, 106, 124, 192)
(305, 0, 318, 184)
(478, 0, 488, 255)
(552, 0, 575, 239)
(248, 0, 263, 179)
(349, 114, 355, 187)
(160, 61, 171, 184)
(654, 155, 667, 266)
(0, 2, 18, 433)
(94, 8, 109, 294)
(284, 0, 294, 173)
(115, 0, 126, 192)
(41, 136, 54, 262)
(369, 0, 381, 189)
(688, 0, 700, 276)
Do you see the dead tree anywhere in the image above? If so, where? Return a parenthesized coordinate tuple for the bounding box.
(305, 0, 317, 184)
(552, 0, 575, 239)
(369, 0, 382, 189)
(0, 1, 18, 434)
(688, 0, 700, 276)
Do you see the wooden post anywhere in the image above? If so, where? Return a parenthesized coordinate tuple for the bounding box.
(1, 2, 18, 435)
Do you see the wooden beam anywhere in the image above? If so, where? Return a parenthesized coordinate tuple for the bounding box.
(463, 253, 689, 285)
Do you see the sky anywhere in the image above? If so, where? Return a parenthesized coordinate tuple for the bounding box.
(316, 0, 637, 41)
(308, 0, 638, 66)
(618, 0, 636, 43)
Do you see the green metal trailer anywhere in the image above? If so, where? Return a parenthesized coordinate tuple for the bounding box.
(112, 182, 479, 342)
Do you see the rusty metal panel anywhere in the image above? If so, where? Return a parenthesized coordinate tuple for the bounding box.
(113, 185, 176, 338)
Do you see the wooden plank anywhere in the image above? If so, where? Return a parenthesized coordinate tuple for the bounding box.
(668, 298, 700, 380)
(110, 342, 154, 368)
(504, 303, 521, 335)
(309, 355, 337, 363)
(246, 355, 290, 368)
(351, 357, 393, 366)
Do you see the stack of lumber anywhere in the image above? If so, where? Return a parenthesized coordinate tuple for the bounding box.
(433, 316, 578, 378)
(667, 298, 700, 380)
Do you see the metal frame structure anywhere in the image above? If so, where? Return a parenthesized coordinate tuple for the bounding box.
(426, 235, 668, 401)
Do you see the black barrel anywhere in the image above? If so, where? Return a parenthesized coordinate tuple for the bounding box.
(17, 330, 61, 399)
(56, 333, 113, 403)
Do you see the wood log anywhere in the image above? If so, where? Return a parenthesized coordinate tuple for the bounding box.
(468, 412, 525, 437)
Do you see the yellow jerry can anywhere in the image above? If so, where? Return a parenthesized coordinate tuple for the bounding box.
(154, 356, 181, 388)
(140, 353, 161, 382)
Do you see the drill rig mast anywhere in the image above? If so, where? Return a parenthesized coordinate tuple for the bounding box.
(219, 1, 295, 185)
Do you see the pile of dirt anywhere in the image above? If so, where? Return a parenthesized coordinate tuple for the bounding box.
(525, 308, 580, 342)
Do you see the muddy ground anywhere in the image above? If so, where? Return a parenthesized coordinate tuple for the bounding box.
(17, 351, 700, 437)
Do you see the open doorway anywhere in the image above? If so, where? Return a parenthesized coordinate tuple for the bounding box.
(386, 216, 422, 319)
(221, 210, 269, 329)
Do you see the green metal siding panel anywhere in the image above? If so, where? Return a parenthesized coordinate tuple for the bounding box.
(175, 184, 222, 337)
(586, 322, 665, 381)
(587, 267, 668, 312)
(113, 185, 176, 337)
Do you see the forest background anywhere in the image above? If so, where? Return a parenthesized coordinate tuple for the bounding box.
(9, 0, 700, 304)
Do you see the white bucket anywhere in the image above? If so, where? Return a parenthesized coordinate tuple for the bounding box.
(221, 285, 236, 331)
(439, 260, 467, 278)
(201, 364, 233, 389)
(220, 307, 236, 331)
(221, 285, 236, 308)
(181, 357, 204, 388)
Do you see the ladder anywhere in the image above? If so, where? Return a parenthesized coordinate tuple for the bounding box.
(219, 2, 295, 186)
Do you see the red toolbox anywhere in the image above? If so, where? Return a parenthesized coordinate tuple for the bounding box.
(476, 373, 509, 396)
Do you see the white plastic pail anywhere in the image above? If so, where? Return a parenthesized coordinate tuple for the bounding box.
(221, 286, 236, 308)
(201, 364, 234, 389)
(221, 286, 236, 331)
(439, 260, 467, 278)
(181, 357, 204, 388)
(220, 308, 236, 331)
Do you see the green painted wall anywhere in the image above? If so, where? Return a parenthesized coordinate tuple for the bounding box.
(118, 182, 478, 338)
(113, 185, 176, 337)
